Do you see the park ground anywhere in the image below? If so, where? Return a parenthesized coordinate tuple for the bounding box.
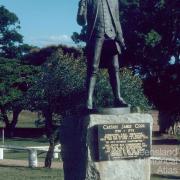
(0, 161, 179, 180)
(0, 111, 179, 180)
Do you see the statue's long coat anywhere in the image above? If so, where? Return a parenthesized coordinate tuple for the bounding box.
(77, 0, 125, 47)
(77, 0, 125, 68)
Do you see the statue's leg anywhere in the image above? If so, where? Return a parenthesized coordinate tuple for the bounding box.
(108, 54, 128, 107)
(86, 38, 104, 109)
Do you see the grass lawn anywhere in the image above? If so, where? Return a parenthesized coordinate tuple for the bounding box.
(0, 166, 63, 180)
(0, 166, 178, 180)
(0, 111, 179, 180)
(151, 175, 180, 180)
(0, 111, 55, 161)
(0, 137, 48, 146)
(0, 137, 51, 161)
(0, 138, 179, 180)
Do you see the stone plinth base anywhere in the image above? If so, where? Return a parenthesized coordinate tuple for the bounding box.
(60, 113, 153, 180)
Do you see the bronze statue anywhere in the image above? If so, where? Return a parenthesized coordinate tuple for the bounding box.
(77, 0, 128, 110)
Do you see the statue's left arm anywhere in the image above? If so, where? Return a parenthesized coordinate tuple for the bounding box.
(77, 0, 87, 26)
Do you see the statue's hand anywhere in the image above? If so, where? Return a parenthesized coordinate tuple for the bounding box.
(122, 44, 127, 51)
(119, 39, 127, 50)
(116, 38, 127, 50)
(115, 35, 126, 50)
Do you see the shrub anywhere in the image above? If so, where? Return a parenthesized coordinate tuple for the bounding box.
(95, 68, 150, 111)
(30, 46, 150, 115)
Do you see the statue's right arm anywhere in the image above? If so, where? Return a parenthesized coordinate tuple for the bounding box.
(77, 0, 87, 26)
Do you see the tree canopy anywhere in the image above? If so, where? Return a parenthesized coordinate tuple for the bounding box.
(0, 6, 34, 59)
(0, 6, 39, 136)
(72, 0, 180, 111)
(0, 57, 39, 135)
(120, 0, 179, 72)
(26, 45, 150, 116)
(73, 0, 179, 70)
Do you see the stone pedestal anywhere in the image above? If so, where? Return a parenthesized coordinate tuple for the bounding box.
(84, 113, 152, 180)
(60, 113, 153, 180)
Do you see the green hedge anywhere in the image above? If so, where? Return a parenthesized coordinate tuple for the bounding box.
(95, 68, 150, 111)
(31, 47, 150, 115)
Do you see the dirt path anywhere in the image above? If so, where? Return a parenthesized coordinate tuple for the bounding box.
(0, 159, 63, 169)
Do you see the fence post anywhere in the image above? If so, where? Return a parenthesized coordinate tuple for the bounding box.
(0, 148, 3, 160)
(2, 129, 4, 145)
(53, 152, 59, 159)
(28, 149, 38, 167)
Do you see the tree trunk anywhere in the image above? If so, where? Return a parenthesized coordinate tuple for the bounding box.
(0, 106, 21, 137)
(45, 137, 55, 168)
(43, 108, 53, 138)
(43, 108, 54, 168)
(44, 127, 60, 168)
(0, 106, 10, 128)
(8, 108, 22, 137)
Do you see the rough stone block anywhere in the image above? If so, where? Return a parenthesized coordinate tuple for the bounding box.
(60, 113, 153, 180)
(84, 113, 153, 180)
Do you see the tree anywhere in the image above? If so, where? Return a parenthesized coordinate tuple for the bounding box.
(26, 45, 86, 133)
(0, 6, 34, 59)
(72, 0, 179, 111)
(118, 0, 180, 131)
(73, 0, 179, 69)
(0, 6, 39, 136)
(0, 6, 22, 58)
(0, 57, 39, 136)
(26, 45, 150, 167)
(27, 45, 150, 115)
(120, 0, 179, 71)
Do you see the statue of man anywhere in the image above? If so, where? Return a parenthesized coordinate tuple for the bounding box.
(77, 0, 128, 110)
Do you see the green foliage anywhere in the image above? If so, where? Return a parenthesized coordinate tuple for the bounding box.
(0, 166, 63, 180)
(27, 47, 86, 115)
(73, 0, 179, 112)
(0, 6, 22, 58)
(0, 58, 22, 106)
(0, 114, 3, 122)
(0, 57, 39, 109)
(95, 68, 150, 111)
(144, 64, 180, 110)
(121, 0, 179, 71)
(73, 0, 179, 72)
(27, 46, 150, 114)
(120, 68, 150, 110)
(0, 6, 34, 59)
(145, 30, 162, 47)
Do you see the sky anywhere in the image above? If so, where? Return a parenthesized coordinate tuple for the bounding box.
(0, 0, 81, 47)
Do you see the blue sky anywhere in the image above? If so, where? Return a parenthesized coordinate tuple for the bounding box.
(0, 0, 81, 47)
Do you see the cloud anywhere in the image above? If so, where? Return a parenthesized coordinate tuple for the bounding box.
(26, 34, 74, 47)
(49, 35, 71, 42)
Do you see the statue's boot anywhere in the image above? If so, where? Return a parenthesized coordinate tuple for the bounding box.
(86, 76, 97, 110)
(109, 68, 128, 107)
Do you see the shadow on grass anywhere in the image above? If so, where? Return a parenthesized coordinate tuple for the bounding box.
(0, 165, 62, 171)
(152, 139, 180, 145)
(0, 164, 27, 168)
(152, 174, 180, 179)
(5, 137, 48, 143)
(0, 165, 64, 179)
(0, 165, 45, 171)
